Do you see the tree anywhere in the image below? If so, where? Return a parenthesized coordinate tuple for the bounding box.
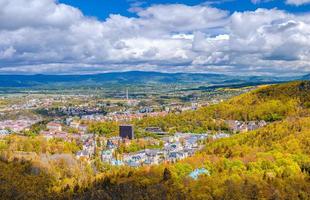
(163, 168, 172, 181)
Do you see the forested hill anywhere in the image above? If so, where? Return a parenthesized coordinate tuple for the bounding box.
(202, 81, 310, 120)
(254, 81, 310, 105)
(0, 81, 310, 200)
(63, 81, 310, 199)
(62, 117, 310, 200)
(135, 81, 310, 133)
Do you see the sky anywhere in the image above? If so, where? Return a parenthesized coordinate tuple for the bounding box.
(0, 0, 310, 75)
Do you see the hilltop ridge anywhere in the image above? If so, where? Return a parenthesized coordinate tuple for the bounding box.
(0, 71, 300, 88)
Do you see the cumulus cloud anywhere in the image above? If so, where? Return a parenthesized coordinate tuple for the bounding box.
(0, 0, 309, 75)
(226, 9, 310, 74)
(0, 0, 82, 30)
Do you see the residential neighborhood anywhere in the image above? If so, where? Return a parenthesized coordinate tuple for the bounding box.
(0, 90, 268, 168)
(0, 119, 39, 134)
(0, 111, 267, 167)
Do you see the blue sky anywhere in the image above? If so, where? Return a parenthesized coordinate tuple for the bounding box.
(0, 0, 309, 75)
(59, 0, 310, 20)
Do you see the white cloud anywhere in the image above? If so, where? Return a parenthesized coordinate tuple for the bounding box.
(136, 4, 229, 32)
(0, 0, 309, 75)
(0, 46, 16, 59)
(251, 0, 310, 6)
(251, 0, 273, 4)
(286, 0, 310, 6)
(227, 9, 310, 74)
(0, 0, 82, 30)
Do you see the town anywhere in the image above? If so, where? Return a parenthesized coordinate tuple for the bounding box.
(0, 113, 267, 167)
(0, 86, 265, 167)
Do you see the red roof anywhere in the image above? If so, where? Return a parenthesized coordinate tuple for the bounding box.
(47, 122, 62, 127)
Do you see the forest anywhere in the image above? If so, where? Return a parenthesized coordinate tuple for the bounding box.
(0, 81, 309, 200)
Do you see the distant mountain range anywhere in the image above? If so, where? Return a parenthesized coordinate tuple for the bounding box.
(0, 71, 308, 88)
(301, 73, 310, 80)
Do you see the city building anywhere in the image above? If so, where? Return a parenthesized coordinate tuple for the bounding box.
(145, 127, 167, 135)
(46, 122, 62, 132)
(189, 168, 210, 180)
(119, 125, 134, 139)
(69, 121, 80, 129)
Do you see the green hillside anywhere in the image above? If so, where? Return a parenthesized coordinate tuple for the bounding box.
(135, 81, 310, 133)
(202, 81, 310, 121)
